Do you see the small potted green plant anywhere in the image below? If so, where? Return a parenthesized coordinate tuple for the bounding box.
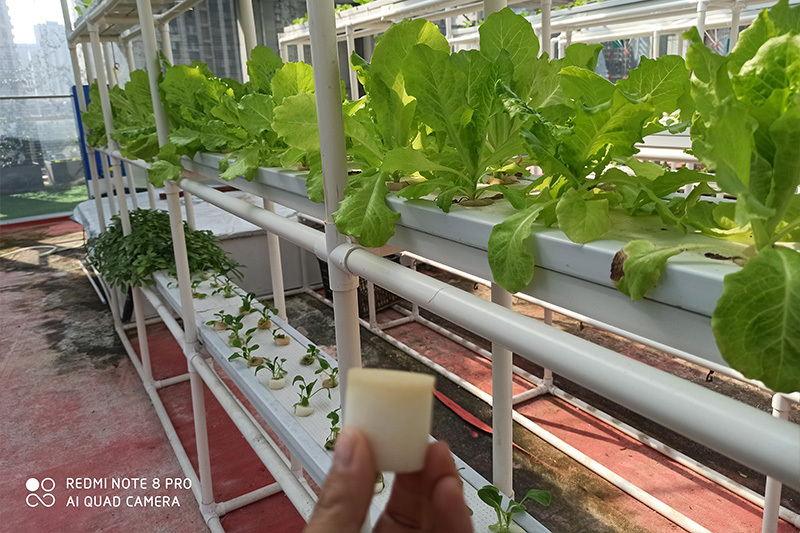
(300, 344, 320, 366)
(239, 292, 257, 316)
(255, 356, 288, 390)
(291, 376, 330, 417)
(256, 305, 279, 330)
(273, 327, 290, 346)
(478, 485, 551, 533)
(213, 281, 237, 299)
(229, 329, 261, 367)
(315, 357, 339, 388)
(324, 408, 341, 450)
(191, 279, 207, 299)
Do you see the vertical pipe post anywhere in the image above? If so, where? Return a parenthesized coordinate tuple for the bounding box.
(696, 0, 710, 41)
(445, 16, 453, 52)
(84, 41, 96, 81)
(160, 22, 174, 64)
(126, 39, 136, 71)
(565, 29, 572, 47)
(238, 0, 258, 57)
(89, 24, 129, 233)
(263, 199, 287, 321)
(82, 44, 117, 216)
(104, 42, 117, 88)
(345, 25, 358, 99)
(729, 2, 742, 51)
(651, 30, 661, 59)
(486, 0, 513, 499)
(137, 0, 213, 509)
(542, 309, 554, 388)
(60, 1, 105, 230)
(540, 0, 552, 57)
(280, 40, 289, 62)
(491, 284, 514, 498)
(761, 394, 790, 533)
(307, 0, 362, 409)
(297, 43, 305, 63)
(558, 34, 567, 58)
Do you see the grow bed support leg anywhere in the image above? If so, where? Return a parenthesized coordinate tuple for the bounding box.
(761, 393, 792, 533)
(491, 283, 514, 498)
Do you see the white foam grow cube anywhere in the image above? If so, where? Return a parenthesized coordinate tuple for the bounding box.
(344, 368, 435, 473)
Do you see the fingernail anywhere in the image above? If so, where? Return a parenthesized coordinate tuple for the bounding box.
(333, 429, 356, 468)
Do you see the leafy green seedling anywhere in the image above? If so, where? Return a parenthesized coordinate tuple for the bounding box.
(213, 282, 236, 299)
(256, 305, 279, 330)
(316, 357, 339, 388)
(209, 272, 225, 288)
(292, 375, 331, 417)
(206, 310, 230, 330)
(273, 327, 290, 346)
(226, 316, 245, 347)
(324, 408, 341, 450)
(191, 279, 207, 299)
(239, 292, 257, 315)
(478, 485, 551, 533)
(300, 344, 321, 366)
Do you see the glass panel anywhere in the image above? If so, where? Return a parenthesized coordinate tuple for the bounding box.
(0, 96, 88, 221)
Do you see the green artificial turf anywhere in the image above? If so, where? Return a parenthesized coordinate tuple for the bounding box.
(0, 182, 89, 221)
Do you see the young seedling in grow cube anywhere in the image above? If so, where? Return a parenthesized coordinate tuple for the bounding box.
(300, 344, 320, 366)
(226, 316, 245, 347)
(255, 356, 288, 390)
(316, 357, 339, 388)
(256, 305, 279, 330)
(239, 292, 257, 316)
(213, 281, 236, 299)
(292, 376, 330, 417)
(191, 279, 207, 299)
(478, 485, 551, 533)
(208, 272, 224, 288)
(324, 408, 341, 451)
(206, 310, 230, 331)
(273, 327, 290, 346)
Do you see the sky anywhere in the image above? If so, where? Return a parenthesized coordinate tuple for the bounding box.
(7, 0, 71, 44)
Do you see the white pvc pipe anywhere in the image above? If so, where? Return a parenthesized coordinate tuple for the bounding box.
(263, 199, 287, 321)
(136, 0, 170, 146)
(491, 284, 514, 498)
(762, 394, 792, 533)
(297, 43, 305, 63)
(89, 24, 130, 235)
(345, 25, 358, 99)
(237, 0, 257, 59)
(540, 0, 552, 57)
(104, 42, 117, 87)
(696, 0, 710, 39)
(729, 2, 742, 50)
(651, 29, 660, 58)
(307, 0, 362, 409)
(159, 22, 174, 64)
(340, 249, 800, 489)
(98, 154, 118, 216)
(216, 483, 283, 516)
(126, 39, 136, 71)
(84, 42, 95, 81)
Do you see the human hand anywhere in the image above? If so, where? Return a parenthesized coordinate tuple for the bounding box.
(304, 428, 474, 533)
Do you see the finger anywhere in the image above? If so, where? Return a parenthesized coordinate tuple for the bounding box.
(431, 475, 474, 533)
(375, 441, 458, 532)
(305, 428, 377, 533)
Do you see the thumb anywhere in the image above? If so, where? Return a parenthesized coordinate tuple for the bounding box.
(305, 428, 377, 533)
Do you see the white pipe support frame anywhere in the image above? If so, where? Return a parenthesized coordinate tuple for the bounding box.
(484, 0, 507, 14)
(308, 0, 363, 410)
(340, 248, 800, 490)
(125, 39, 136, 71)
(237, 0, 258, 59)
(490, 283, 514, 498)
(84, 41, 96, 82)
(651, 29, 661, 58)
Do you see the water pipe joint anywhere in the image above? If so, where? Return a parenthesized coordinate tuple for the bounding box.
(327, 243, 359, 292)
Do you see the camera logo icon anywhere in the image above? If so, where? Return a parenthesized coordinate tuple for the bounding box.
(26, 478, 55, 508)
